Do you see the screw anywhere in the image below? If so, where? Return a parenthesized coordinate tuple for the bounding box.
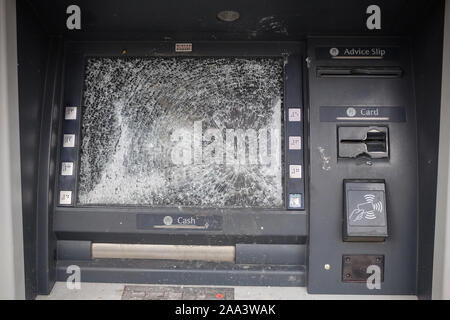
(324, 264, 331, 270)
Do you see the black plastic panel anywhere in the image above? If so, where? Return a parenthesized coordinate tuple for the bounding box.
(54, 207, 307, 239)
(307, 38, 418, 295)
(16, 0, 446, 300)
(236, 244, 305, 265)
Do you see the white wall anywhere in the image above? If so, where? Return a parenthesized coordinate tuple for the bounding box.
(433, 0, 450, 300)
(0, 0, 25, 299)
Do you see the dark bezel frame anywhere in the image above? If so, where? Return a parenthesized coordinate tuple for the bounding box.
(54, 41, 307, 240)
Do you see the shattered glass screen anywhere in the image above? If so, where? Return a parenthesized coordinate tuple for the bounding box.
(78, 57, 284, 208)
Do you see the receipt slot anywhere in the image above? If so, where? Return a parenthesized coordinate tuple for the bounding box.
(344, 180, 388, 242)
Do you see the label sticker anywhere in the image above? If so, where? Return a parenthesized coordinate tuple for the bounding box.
(65, 107, 77, 120)
(289, 194, 302, 208)
(59, 191, 72, 205)
(61, 162, 74, 176)
(63, 134, 76, 147)
(175, 43, 192, 52)
(289, 165, 302, 179)
(288, 108, 301, 122)
(289, 136, 302, 150)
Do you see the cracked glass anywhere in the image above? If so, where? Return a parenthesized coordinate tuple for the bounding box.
(78, 57, 284, 208)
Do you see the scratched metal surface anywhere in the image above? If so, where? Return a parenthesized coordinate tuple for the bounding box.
(78, 57, 284, 207)
(121, 285, 234, 300)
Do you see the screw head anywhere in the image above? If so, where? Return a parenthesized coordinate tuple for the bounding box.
(324, 264, 331, 270)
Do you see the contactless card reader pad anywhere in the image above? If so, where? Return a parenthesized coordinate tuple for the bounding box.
(344, 180, 388, 242)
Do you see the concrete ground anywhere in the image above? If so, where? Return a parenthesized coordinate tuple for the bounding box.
(36, 282, 417, 300)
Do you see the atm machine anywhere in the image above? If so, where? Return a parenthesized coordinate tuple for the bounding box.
(13, 0, 446, 299)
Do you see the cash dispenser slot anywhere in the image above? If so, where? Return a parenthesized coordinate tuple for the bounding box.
(338, 126, 389, 159)
(316, 66, 403, 78)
